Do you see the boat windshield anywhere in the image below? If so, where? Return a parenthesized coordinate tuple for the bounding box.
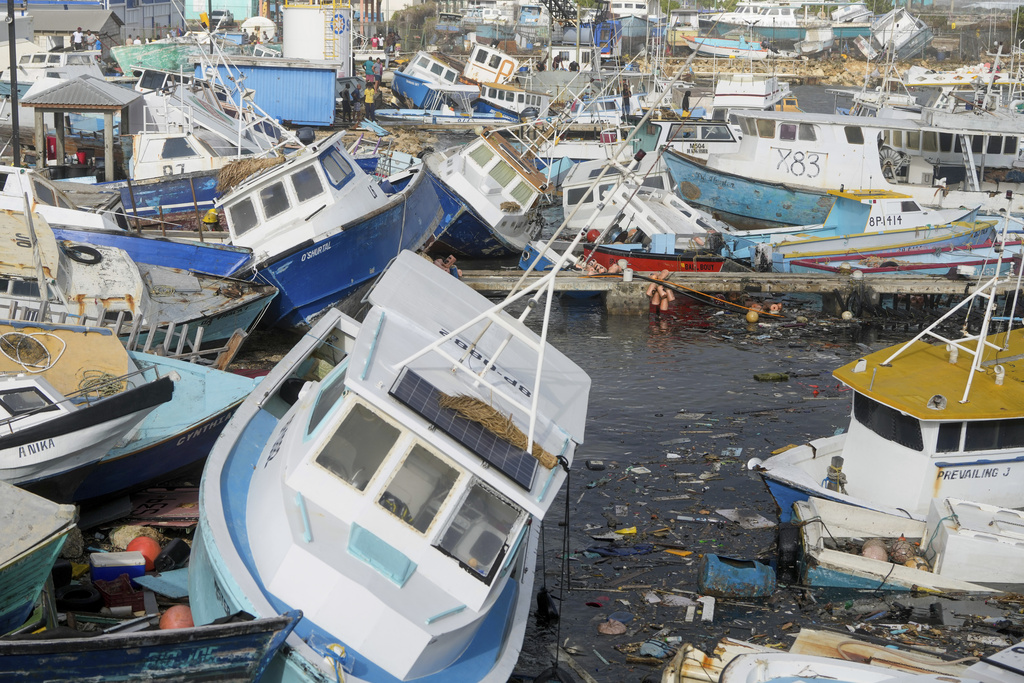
(437, 482, 521, 582)
(316, 402, 399, 491)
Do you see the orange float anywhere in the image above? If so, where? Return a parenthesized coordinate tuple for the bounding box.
(159, 604, 194, 630)
(127, 536, 161, 572)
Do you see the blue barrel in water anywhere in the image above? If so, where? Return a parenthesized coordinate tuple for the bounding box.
(698, 554, 776, 598)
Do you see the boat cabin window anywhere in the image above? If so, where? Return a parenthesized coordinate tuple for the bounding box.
(444, 70, 457, 83)
(1005, 138, 1017, 155)
(937, 418, 1024, 453)
(756, 119, 775, 139)
(518, 94, 524, 103)
(853, 393, 923, 451)
(565, 187, 593, 206)
(987, 136, 1003, 155)
(510, 180, 533, 205)
(923, 132, 938, 153)
(259, 181, 290, 219)
(901, 200, 920, 212)
(906, 131, 920, 150)
(416, 56, 430, 69)
(890, 130, 903, 147)
(30, 55, 46, 64)
(489, 160, 516, 187)
(379, 445, 459, 533)
(0, 387, 57, 417)
(290, 166, 324, 203)
(161, 137, 197, 159)
(780, 123, 797, 141)
(308, 372, 347, 435)
(316, 402, 399, 491)
(642, 176, 664, 189)
(474, 49, 488, 63)
(844, 126, 864, 145)
(32, 181, 57, 206)
(228, 198, 260, 236)
(468, 144, 495, 168)
(321, 148, 354, 188)
(489, 54, 502, 69)
(430, 63, 444, 77)
(437, 482, 520, 582)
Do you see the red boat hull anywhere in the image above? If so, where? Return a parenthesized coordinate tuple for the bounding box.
(584, 246, 729, 273)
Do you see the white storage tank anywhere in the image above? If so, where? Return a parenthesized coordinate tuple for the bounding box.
(282, 5, 352, 75)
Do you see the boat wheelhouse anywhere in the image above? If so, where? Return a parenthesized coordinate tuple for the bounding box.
(476, 82, 550, 121)
(219, 131, 449, 328)
(463, 44, 520, 85)
(425, 131, 547, 258)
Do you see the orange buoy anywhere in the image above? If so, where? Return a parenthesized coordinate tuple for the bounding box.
(127, 536, 161, 572)
(159, 604, 194, 630)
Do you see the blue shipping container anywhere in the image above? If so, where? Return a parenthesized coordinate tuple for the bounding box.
(195, 61, 336, 127)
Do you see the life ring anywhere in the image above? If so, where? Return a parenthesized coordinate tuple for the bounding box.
(64, 244, 102, 265)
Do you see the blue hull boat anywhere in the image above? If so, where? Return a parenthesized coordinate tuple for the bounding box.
(426, 175, 517, 258)
(65, 351, 261, 503)
(101, 171, 220, 219)
(0, 611, 301, 681)
(0, 481, 76, 635)
(664, 147, 831, 229)
(390, 71, 436, 109)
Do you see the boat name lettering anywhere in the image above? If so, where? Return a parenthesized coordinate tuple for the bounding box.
(937, 466, 1008, 480)
(301, 243, 332, 262)
(775, 149, 821, 179)
(18, 438, 55, 458)
(14, 233, 30, 249)
(175, 412, 233, 446)
(145, 646, 217, 667)
(265, 416, 293, 468)
(869, 215, 903, 227)
(439, 328, 533, 397)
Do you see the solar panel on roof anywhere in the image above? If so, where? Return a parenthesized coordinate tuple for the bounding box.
(390, 368, 537, 490)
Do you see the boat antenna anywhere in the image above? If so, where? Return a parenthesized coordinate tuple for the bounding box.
(879, 192, 1024, 404)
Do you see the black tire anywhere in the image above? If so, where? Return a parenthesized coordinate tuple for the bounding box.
(56, 583, 104, 612)
(777, 522, 800, 585)
(64, 245, 102, 265)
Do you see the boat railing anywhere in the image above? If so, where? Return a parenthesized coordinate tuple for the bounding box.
(879, 211, 1024, 404)
(0, 301, 245, 369)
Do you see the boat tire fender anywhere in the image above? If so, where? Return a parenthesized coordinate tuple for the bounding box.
(65, 245, 103, 265)
(56, 583, 104, 612)
(534, 665, 576, 682)
(776, 522, 800, 585)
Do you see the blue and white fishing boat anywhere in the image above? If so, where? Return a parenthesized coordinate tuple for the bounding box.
(0, 318, 259, 504)
(730, 189, 990, 271)
(189, 249, 591, 682)
(0, 480, 76, 635)
(663, 109, 1024, 230)
(391, 52, 471, 109)
(748, 228, 1024, 521)
(375, 84, 499, 126)
(425, 131, 547, 258)
(0, 322, 174, 502)
(217, 131, 449, 329)
(681, 35, 773, 60)
(475, 82, 550, 121)
(0, 611, 301, 680)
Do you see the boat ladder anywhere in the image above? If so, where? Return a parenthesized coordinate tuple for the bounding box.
(958, 133, 981, 192)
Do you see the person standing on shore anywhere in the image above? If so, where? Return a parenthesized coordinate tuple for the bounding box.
(72, 27, 84, 50)
(364, 83, 376, 122)
(621, 79, 631, 117)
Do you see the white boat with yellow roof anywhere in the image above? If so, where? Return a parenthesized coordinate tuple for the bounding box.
(749, 230, 1024, 521)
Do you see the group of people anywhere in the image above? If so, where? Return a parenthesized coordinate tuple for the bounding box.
(339, 81, 385, 125)
(542, 55, 580, 72)
(241, 28, 270, 44)
(367, 30, 400, 54)
(71, 28, 101, 51)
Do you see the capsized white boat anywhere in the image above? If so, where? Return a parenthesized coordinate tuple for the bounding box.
(189, 250, 591, 682)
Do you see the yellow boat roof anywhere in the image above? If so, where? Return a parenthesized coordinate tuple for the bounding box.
(834, 327, 1024, 421)
(0, 322, 131, 396)
(826, 189, 913, 201)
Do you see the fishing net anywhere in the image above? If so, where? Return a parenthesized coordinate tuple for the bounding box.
(438, 393, 557, 469)
(217, 156, 286, 193)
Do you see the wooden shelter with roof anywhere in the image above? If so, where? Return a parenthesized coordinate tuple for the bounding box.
(21, 75, 142, 182)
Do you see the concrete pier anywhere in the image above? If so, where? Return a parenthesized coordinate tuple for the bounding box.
(459, 270, 1019, 316)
